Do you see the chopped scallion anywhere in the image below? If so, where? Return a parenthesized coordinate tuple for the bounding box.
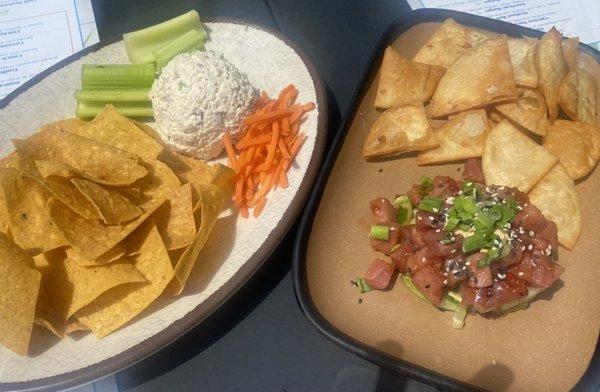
(418, 196, 443, 213)
(356, 277, 372, 293)
(370, 225, 390, 241)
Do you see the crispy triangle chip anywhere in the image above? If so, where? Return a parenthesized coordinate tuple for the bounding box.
(363, 104, 438, 158)
(495, 88, 549, 136)
(482, 120, 557, 192)
(429, 36, 517, 118)
(507, 37, 538, 88)
(375, 46, 445, 109)
(528, 164, 581, 249)
(535, 27, 568, 122)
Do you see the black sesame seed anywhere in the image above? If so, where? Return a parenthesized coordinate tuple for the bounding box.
(358, 298, 363, 304)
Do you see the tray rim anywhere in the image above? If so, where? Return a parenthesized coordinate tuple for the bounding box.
(0, 17, 328, 392)
(292, 8, 600, 392)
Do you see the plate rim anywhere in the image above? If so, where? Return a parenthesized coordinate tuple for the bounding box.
(0, 17, 328, 392)
(292, 8, 600, 392)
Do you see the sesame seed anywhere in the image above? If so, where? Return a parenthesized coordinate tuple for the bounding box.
(498, 186, 505, 190)
(435, 229, 441, 233)
(529, 230, 535, 236)
(390, 227, 396, 231)
(517, 206, 523, 211)
(451, 249, 456, 253)
(518, 272, 524, 276)
(422, 257, 426, 262)
(548, 245, 552, 250)
(493, 278, 498, 282)
(462, 266, 467, 270)
(443, 272, 448, 276)
(465, 261, 471, 266)
(524, 203, 528, 207)
(428, 216, 435, 221)
(443, 280, 448, 285)
(417, 216, 423, 220)
(521, 246, 526, 251)
(527, 244, 533, 250)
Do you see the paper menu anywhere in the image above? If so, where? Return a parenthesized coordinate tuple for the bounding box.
(408, 0, 600, 50)
(0, 0, 99, 99)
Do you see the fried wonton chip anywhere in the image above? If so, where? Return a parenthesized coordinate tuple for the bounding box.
(136, 160, 181, 211)
(542, 119, 600, 179)
(164, 184, 223, 296)
(13, 129, 147, 186)
(71, 178, 142, 224)
(33, 250, 145, 337)
(559, 69, 598, 124)
(154, 183, 196, 250)
(363, 104, 437, 158)
(417, 109, 490, 165)
(65, 242, 127, 267)
(0, 169, 68, 254)
(375, 46, 445, 109)
(429, 36, 517, 118)
(495, 88, 549, 136)
(74, 220, 174, 338)
(528, 164, 581, 249)
(47, 197, 164, 259)
(535, 27, 568, 122)
(562, 37, 579, 71)
(413, 19, 493, 69)
(0, 232, 41, 355)
(482, 120, 557, 192)
(507, 37, 538, 88)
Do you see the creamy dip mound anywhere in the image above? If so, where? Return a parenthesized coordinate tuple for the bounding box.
(150, 51, 256, 159)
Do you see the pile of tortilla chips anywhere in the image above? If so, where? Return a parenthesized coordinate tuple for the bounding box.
(364, 19, 600, 253)
(0, 105, 233, 356)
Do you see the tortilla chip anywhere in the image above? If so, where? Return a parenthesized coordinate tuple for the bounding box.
(74, 220, 174, 338)
(71, 178, 143, 224)
(0, 232, 41, 355)
(468, 29, 496, 47)
(482, 120, 557, 192)
(535, 27, 568, 122)
(13, 128, 147, 186)
(363, 104, 437, 158)
(65, 242, 127, 266)
(375, 46, 445, 109)
(179, 161, 234, 206)
(562, 37, 579, 71)
(495, 88, 549, 136)
(561, 68, 599, 124)
(81, 105, 163, 161)
(528, 164, 581, 249)
(0, 169, 68, 254)
(34, 159, 78, 179)
(136, 160, 181, 211)
(418, 109, 490, 165)
(164, 184, 222, 296)
(154, 183, 196, 250)
(47, 197, 164, 260)
(33, 250, 145, 337)
(542, 119, 600, 179)
(66, 320, 89, 334)
(429, 36, 517, 118)
(507, 37, 538, 88)
(413, 19, 474, 69)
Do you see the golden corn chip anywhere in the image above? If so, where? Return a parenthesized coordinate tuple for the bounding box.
(543, 119, 600, 179)
(66, 320, 89, 335)
(0, 232, 41, 355)
(74, 220, 174, 338)
(495, 88, 549, 136)
(164, 184, 223, 296)
(13, 128, 147, 186)
(507, 37, 538, 88)
(136, 160, 181, 211)
(363, 104, 438, 158)
(375, 46, 445, 109)
(418, 109, 490, 165)
(34, 159, 78, 179)
(562, 37, 579, 71)
(0, 169, 68, 254)
(71, 178, 143, 224)
(65, 242, 127, 266)
(47, 197, 164, 260)
(413, 19, 477, 69)
(154, 183, 196, 250)
(535, 27, 568, 122)
(483, 120, 557, 192)
(178, 160, 234, 205)
(529, 164, 581, 249)
(429, 36, 517, 118)
(33, 250, 145, 337)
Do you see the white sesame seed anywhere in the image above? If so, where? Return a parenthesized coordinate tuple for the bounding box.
(518, 272, 524, 276)
(527, 244, 533, 250)
(521, 246, 526, 251)
(529, 230, 535, 236)
(443, 272, 448, 276)
(517, 206, 523, 211)
(498, 186, 505, 190)
(390, 227, 396, 231)
(548, 245, 552, 250)
(433, 208, 439, 212)
(465, 261, 471, 266)
(417, 216, 423, 220)
(435, 229, 441, 233)
(443, 280, 448, 285)
(524, 203, 528, 207)
(451, 249, 456, 253)
(428, 216, 435, 221)
(422, 257, 426, 262)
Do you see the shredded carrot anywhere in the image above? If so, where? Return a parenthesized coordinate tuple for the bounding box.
(223, 84, 315, 218)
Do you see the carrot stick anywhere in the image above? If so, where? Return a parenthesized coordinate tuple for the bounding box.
(243, 108, 293, 126)
(277, 138, 291, 159)
(234, 176, 244, 207)
(222, 133, 237, 169)
(278, 170, 288, 188)
(235, 134, 272, 149)
(261, 122, 280, 171)
(240, 205, 249, 219)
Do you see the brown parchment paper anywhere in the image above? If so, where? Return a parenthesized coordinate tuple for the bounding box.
(306, 22, 600, 392)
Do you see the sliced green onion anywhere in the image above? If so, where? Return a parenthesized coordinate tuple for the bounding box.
(447, 290, 463, 303)
(439, 295, 459, 311)
(153, 28, 206, 68)
(356, 277, 372, 293)
(370, 225, 390, 241)
(419, 175, 433, 194)
(401, 275, 430, 303)
(393, 195, 413, 226)
(462, 233, 489, 253)
(477, 248, 499, 268)
(76, 101, 154, 118)
(81, 64, 156, 90)
(444, 216, 459, 232)
(418, 196, 443, 213)
(451, 305, 468, 329)
(75, 89, 150, 102)
(474, 210, 497, 230)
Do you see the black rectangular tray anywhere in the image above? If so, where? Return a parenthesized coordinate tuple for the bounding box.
(292, 8, 600, 392)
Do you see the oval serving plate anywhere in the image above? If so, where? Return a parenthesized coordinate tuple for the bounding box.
(0, 19, 327, 392)
(294, 9, 600, 392)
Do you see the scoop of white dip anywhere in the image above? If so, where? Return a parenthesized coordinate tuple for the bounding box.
(150, 51, 256, 159)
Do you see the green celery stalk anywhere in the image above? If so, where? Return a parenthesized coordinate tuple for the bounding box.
(75, 89, 150, 102)
(81, 64, 156, 90)
(76, 101, 153, 118)
(123, 10, 208, 64)
(153, 29, 205, 67)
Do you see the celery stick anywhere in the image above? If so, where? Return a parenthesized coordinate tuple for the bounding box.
(75, 89, 150, 102)
(123, 10, 208, 64)
(81, 64, 156, 90)
(76, 101, 154, 118)
(153, 29, 205, 67)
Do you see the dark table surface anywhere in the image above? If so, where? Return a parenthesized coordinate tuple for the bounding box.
(90, 1, 600, 391)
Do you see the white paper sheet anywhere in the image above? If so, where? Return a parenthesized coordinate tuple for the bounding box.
(408, 0, 600, 50)
(0, 0, 99, 98)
